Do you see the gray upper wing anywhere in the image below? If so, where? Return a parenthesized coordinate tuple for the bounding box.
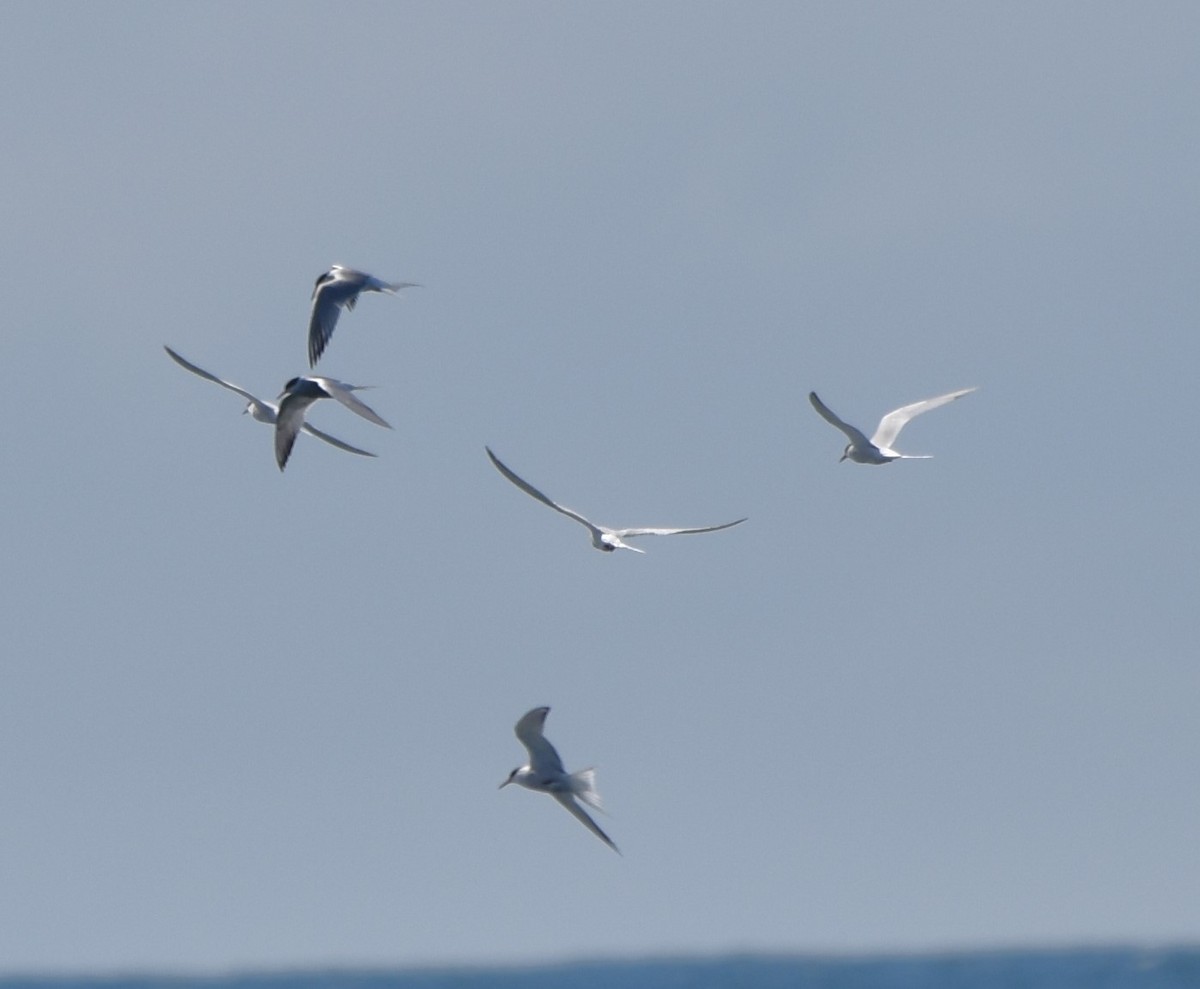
(312, 378, 392, 429)
(307, 271, 365, 367)
(553, 792, 620, 853)
(274, 392, 317, 470)
(300, 422, 377, 457)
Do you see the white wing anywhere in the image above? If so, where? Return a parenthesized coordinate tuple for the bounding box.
(613, 518, 747, 539)
(486, 448, 601, 535)
(808, 392, 872, 447)
(871, 387, 977, 449)
(553, 792, 620, 853)
(308, 377, 392, 429)
(165, 346, 263, 406)
(513, 706, 565, 777)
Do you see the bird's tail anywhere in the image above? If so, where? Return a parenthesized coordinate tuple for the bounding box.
(567, 767, 605, 811)
(373, 279, 421, 295)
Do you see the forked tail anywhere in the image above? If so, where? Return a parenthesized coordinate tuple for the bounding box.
(377, 279, 421, 295)
(567, 767, 604, 811)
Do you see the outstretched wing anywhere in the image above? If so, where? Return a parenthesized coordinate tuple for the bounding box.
(300, 422, 377, 457)
(514, 706, 565, 776)
(311, 378, 392, 429)
(485, 447, 599, 534)
(553, 793, 620, 854)
(808, 391, 872, 447)
(614, 517, 747, 540)
(274, 392, 317, 471)
(308, 268, 366, 367)
(164, 346, 262, 406)
(871, 387, 976, 449)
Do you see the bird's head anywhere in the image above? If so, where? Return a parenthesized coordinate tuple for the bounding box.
(839, 445, 852, 463)
(499, 768, 520, 789)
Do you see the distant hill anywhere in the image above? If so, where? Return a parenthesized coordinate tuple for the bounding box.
(4, 948, 1200, 989)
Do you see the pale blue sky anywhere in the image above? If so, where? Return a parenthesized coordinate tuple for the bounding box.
(1, 0, 1197, 973)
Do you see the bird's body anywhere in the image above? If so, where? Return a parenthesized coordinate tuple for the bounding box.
(485, 447, 746, 553)
(500, 706, 619, 854)
(164, 346, 376, 458)
(307, 265, 419, 367)
(275, 375, 391, 470)
(808, 388, 976, 464)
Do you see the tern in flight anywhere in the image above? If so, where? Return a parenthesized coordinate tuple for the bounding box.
(308, 265, 420, 367)
(808, 387, 976, 464)
(275, 376, 391, 471)
(164, 346, 376, 459)
(485, 447, 746, 553)
(500, 706, 619, 854)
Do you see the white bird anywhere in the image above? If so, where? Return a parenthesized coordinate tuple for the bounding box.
(500, 706, 619, 854)
(808, 387, 976, 464)
(485, 447, 746, 554)
(164, 346, 377, 459)
(308, 265, 420, 367)
(275, 375, 392, 471)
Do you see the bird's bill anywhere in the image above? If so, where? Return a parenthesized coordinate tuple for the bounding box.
(498, 778, 513, 789)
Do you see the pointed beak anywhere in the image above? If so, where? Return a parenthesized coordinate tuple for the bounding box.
(838, 451, 848, 463)
(498, 778, 512, 789)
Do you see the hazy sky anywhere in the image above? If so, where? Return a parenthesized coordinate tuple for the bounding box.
(1, 0, 1197, 974)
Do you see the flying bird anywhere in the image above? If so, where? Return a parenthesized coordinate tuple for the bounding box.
(308, 264, 420, 367)
(808, 387, 976, 464)
(275, 375, 391, 471)
(500, 706, 619, 854)
(485, 447, 746, 553)
(164, 346, 376, 459)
